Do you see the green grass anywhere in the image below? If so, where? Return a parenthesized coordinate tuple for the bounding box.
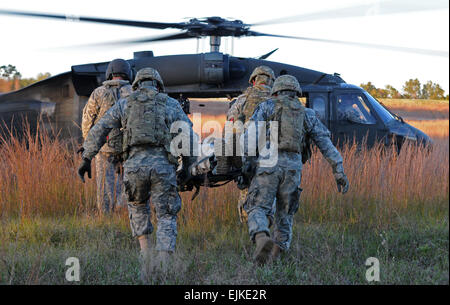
(0, 210, 447, 285)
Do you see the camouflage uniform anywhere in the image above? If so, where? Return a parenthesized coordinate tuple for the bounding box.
(226, 66, 275, 223)
(243, 92, 345, 251)
(227, 84, 272, 123)
(81, 78, 193, 252)
(82, 79, 132, 213)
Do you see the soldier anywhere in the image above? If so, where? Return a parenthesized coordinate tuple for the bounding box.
(242, 75, 349, 265)
(226, 66, 275, 223)
(336, 96, 367, 124)
(77, 67, 195, 264)
(81, 58, 133, 213)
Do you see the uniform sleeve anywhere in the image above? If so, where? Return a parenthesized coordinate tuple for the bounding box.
(226, 94, 246, 122)
(166, 97, 192, 127)
(82, 102, 123, 160)
(81, 88, 101, 139)
(304, 108, 343, 172)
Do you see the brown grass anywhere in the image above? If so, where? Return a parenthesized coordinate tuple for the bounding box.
(406, 119, 449, 139)
(380, 98, 449, 113)
(177, 139, 448, 231)
(0, 123, 97, 218)
(1, 121, 447, 232)
(0, 108, 447, 285)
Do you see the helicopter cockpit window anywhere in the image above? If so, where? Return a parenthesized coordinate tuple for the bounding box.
(336, 93, 377, 124)
(311, 95, 327, 123)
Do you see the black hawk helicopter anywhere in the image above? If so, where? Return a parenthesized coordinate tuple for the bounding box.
(0, 4, 445, 150)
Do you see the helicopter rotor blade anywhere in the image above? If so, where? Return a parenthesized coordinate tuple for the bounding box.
(250, 0, 448, 26)
(0, 9, 185, 29)
(248, 31, 449, 58)
(64, 32, 195, 48)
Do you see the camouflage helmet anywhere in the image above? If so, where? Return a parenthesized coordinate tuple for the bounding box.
(132, 67, 165, 91)
(249, 66, 275, 84)
(105, 58, 132, 81)
(271, 75, 302, 96)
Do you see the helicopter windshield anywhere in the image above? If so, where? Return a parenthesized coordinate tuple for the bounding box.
(363, 92, 396, 124)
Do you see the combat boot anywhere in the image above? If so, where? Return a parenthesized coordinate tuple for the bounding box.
(254, 232, 275, 265)
(138, 235, 152, 259)
(270, 243, 282, 262)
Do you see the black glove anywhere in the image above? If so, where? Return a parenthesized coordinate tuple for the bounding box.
(238, 159, 256, 190)
(236, 176, 248, 190)
(242, 159, 256, 178)
(76, 146, 84, 155)
(78, 158, 92, 183)
(334, 172, 349, 194)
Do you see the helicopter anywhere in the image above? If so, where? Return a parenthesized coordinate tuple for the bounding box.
(0, 5, 445, 149)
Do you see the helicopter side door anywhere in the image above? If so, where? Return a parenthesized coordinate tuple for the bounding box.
(330, 90, 384, 147)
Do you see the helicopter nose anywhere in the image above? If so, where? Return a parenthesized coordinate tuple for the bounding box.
(408, 124, 433, 148)
(416, 131, 433, 147)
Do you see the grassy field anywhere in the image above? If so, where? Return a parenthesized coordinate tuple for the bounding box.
(0, 102, 448, 285)
(379, 98, 449, 110)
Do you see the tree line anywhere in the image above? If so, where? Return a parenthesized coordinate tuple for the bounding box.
(361, 79, 448, 100)
(1, 64, 448, 100)
(0, 64, 51, 92)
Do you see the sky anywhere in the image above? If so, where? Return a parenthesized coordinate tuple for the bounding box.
(0, 0, 448, 93)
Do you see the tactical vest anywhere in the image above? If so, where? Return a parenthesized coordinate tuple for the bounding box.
(268, 96, 306, 154)
(96, 88, 119, 125)
(94, 83, 129, 155)
(123, 88, 172, 153)
(96, 82, 131, 155)
(241, 85, 271, 122)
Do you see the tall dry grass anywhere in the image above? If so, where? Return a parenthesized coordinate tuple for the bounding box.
(380, 98, 449, 113)
(406, 119, 449, 139)
(299, 140, 448, 226)
(0, 123, 96, 218)
(0, 121, 448, 232)
(177, 139, 448, 232)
